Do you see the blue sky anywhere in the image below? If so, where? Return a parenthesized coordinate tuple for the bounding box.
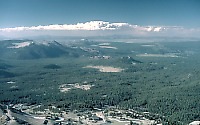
(0, 0, 200, 38)
(0, 0, 200, 28)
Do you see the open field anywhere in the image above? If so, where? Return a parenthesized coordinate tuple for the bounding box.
(59, 83, 94, 92)
(84, 65, 124, 72)
(99, 46, 118, 49)
(137, 53, 179, 58)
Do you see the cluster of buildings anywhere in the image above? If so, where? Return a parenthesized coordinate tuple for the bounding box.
(1, 103, 199, 125)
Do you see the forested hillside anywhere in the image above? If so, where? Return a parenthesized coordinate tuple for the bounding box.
(0, 40, 199, 124)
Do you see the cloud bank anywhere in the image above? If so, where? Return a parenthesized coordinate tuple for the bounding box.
(0, 21, 130, 31)
(0, 21, 199, 38)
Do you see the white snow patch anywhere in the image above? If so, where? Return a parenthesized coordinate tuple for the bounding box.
(8, 42, 31, 48)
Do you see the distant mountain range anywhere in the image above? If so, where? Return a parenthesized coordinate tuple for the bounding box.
(0, 40, 83, 59)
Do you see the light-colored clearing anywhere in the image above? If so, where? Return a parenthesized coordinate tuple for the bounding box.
(85, 65, 124, 72)
(98, 43, 110, 46)
(10, 86, 18, 89)
(8, 42, 31, 48)
(59, 83, 94, 93)
(150, 62, 158, 65)
(141, 44, 155, 47)
(7, 81, 16, 84)
(59, 84, 71, 92)
(137, 53, 179, 58)
(74, 83, 93, 90)
(60, 87, 71, 92)
(99, 46, 117, 49)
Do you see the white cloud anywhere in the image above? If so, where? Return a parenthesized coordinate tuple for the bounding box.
(0, 21, 199, 38)
(0, 21, 165, 32)
(0, 21, 130, 31)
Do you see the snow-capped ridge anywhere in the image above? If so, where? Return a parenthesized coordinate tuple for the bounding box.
(7, 41, 32, 48)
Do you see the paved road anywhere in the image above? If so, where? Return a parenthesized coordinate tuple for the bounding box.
(10, 111, 44, 124)
(6, 106, 54, 125)
(0, 108, 3, 116)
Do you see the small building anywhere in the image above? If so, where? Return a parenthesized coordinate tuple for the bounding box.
(89, 115, 103, 122)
